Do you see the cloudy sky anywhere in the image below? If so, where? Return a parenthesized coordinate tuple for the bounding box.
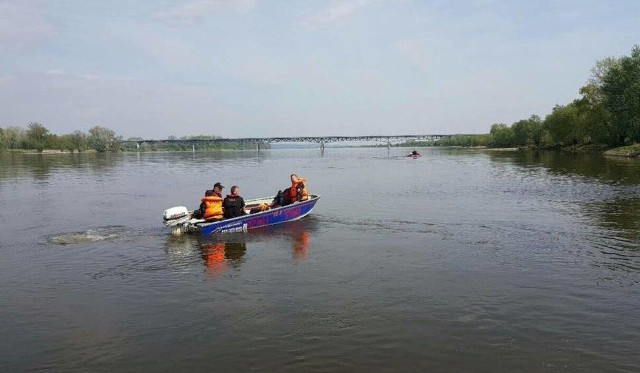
(1, 0, 639, 139)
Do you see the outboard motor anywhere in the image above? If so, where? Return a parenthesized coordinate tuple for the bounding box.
(163, 206, 191, 235)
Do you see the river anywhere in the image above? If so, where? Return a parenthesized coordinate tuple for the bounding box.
(1, 147, 639, 372)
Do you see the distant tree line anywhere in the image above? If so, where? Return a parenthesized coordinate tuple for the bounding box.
(0, 123, 265, 152)
(404, 45, 640, 150)
(0, 123, 121, 152)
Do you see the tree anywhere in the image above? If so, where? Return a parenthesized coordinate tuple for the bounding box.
(26, 122, 50, 150)
(489, 123, 514, 147)
(601, 45, 640, 145)
(2, 126, 25, 149)
(88, 126, 121, 152)
(69, 130, 88, 152)
(512, 115, 544, 147)
(571, 97, 612, 145)
(544, 104, 580, 146)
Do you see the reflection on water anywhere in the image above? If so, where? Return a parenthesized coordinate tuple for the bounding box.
(292, 229, 310, 262)
(587, 196, 640, 234)
(486, 149, 640, 282)
(583, 196, 640, 277)
(0, 152, 123, 182)
(200, 241, 247, 277)
(488, 149, 640, 184)
(164, 218, 316, 277)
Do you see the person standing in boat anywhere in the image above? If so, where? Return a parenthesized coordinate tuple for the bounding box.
(201, 182, 225, 221)
(223, 185, 247, 219)
(289, 174, 308, 203)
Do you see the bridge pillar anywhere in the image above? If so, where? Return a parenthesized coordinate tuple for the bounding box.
(192, 144, 195, 152)
(320, 141, 325, 150)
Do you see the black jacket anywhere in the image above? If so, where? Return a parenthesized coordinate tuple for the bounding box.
(223, 195, 246, 219)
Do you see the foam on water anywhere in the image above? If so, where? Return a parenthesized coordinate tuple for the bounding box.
(49, 227, 126, 245)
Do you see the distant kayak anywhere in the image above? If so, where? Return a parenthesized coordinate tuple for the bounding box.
(407, 153, 421, 158)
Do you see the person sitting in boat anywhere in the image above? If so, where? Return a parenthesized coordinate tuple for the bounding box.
(411, 150, 420, 156)
(192, 189, 212, 219)
(288, 173, 308, 203)
(201, 182, 225, 221)
(223, 185, 247, 219)
(272, 190, 285, 207)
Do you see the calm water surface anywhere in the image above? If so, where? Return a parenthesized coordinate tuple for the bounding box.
(1, 148, 639, 372)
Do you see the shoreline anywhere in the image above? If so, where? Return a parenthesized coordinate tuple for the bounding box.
(464, 144, 640, 158)
(2, 145, 639, 158)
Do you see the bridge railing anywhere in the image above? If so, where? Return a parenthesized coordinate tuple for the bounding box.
(120, 134, 455, 146)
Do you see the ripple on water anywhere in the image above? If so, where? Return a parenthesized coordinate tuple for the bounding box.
(48, 226, 129, 245)
(47, 226, 166, 246)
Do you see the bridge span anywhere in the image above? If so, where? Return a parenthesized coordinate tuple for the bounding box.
(121, 134, 455, 149)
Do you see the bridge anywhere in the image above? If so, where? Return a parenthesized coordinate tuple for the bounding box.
(121, 134, 455, 150)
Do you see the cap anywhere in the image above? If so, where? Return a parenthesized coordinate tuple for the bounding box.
(213, 182, 225, 189)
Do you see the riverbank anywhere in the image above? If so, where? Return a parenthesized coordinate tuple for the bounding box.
(1, 148, 253, 154)
(603, 144, 640, 157)
(445, 144, 640, 158)
(0, 149, 95, 154)
(559, 144, 640, 158)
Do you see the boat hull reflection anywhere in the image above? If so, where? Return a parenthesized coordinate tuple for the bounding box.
(165, 217, 319, 277)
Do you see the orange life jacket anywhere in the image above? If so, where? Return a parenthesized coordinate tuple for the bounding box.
(201, 193, 223, 220)
(289, 177, 309, 202)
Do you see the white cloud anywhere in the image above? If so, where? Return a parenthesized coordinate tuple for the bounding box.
(156, 0, 257, 24)
(302, 0, 373, 27)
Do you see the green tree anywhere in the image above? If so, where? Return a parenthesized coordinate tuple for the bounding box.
(26, 122, 50, 150)
(47, 134, 62, 150)
(585, 57, 620, 103)
(2, 126, 25, 149)
(489, 123, 514, 147)
(68, 130, 88, 151)
(544, 104, 580, 145)
(512, 115, 544, 147)
(571, 97, 611, 145)
(88, 126, 121, 152)
(601, 45, 640, 145)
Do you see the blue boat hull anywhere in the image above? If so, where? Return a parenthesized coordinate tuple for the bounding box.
(194, 195, 320, 236)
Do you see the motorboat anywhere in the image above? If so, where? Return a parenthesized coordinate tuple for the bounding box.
(163, 194, 321, 236)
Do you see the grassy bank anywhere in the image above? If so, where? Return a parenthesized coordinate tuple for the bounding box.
(604, 144, 640, 157)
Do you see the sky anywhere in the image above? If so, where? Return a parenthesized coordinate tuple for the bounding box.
(1, 0, 639, 139)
